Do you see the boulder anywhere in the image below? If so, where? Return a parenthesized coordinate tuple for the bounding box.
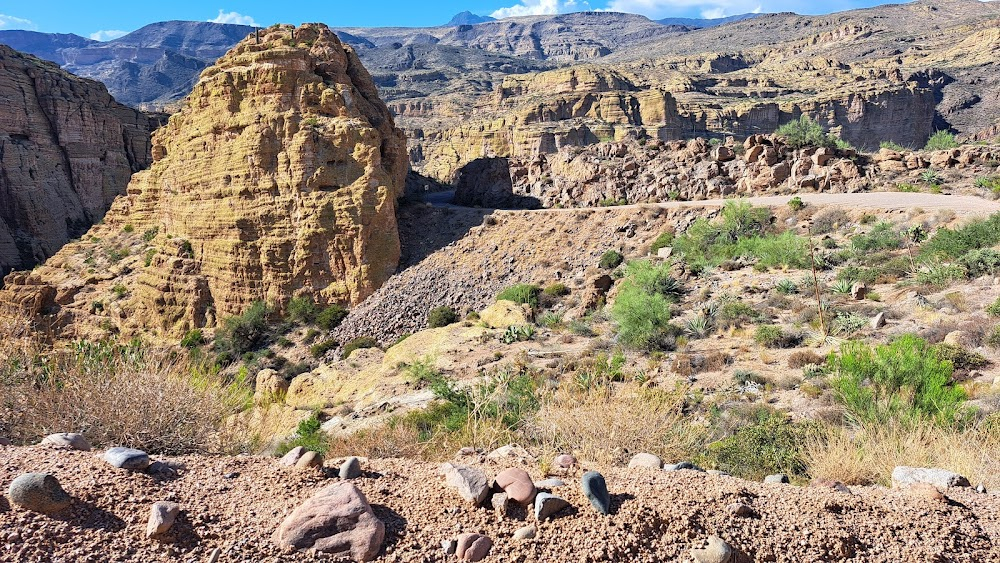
(254, 369, 289, 405)
(274, 482, 384, 561)
(339, 456, 362, 479)
(8, 473, 71, 514)
(891, 466, 970, 490)
(456, 533, 492, 561)
(280, 446, 307, 467)
(494, 468, 536, 504)
(479, 301, 531, 329)
(764, 474, 790, 484)
(41, 433, 91, 451)
(295, 451, 324, 470)
(581, 471, 610, 515)
(104, 447, 150, 471)
(628, 453, 663, 470)
(691, 535, 734, 563)
(871, 312, 887, 329)
(146, 501, 181, 539)
(441, 463, 490, 506)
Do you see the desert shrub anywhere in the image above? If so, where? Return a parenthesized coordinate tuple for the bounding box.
(701, 408, 813, 481)
(851, 222, 902, 252)
(932, 343, 989, 371)
(915, 263, 966, 287)
(974, 176, 1000, 196)
(214, 301, 271, 365)
(733, 369, 766, 386)
(788, 196, 805, 212)
(538, 312, 564, 329)
(755, 325, 799, 348)
(788, 350, 826, 369)
(275, 411, 329, 456)
(1, 339, 251, 453)
(650, 232, 674, 255)
(612, 283, 677, 351)
(674, 203, 807, 269)
(543, 283, 570, 297)
(987, 297, 1000, 317)
(599, 250, 625, 269)
(683, 315, 714, 339)
(880, 140, 906, 151)
(987, 326, 1000, 349)
(180, 329, 205, 349)
(316, 304, 348, 330)
(497, 284, 542, 308)
(286, 296, 318, 324)
(342, 337, 378, 359)
(957, 248, 1000, 278)
(921, 213, 1000, 259)
(732, 231, 812, 269)
(809, 208, 849, 235)
(598, 198, 628, 207)
(427, 306, 459, 328)
(924, 130, 958, 151)
(775, 279, 798, 295)
(310, 339, 338, 359)
(621, 260, 685, 299)
(831, 312, 869, 337)
(717, 299, 765, 329)
(141, 227, 159, 242)
(828, 335, 969, 427)
(775, 115, 832, 149)
(500, 325, 535, 344)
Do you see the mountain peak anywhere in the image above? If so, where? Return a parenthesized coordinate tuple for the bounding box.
(446, 11, 496, 26)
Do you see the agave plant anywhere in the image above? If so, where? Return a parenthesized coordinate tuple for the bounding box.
(684, 315, 714, 339)
(830, 279, 854, 295)
(774, 279, 798, 295)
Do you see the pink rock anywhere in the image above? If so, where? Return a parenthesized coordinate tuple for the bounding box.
(146, 501, 181, 539)
(456, 533, 492, 561)
(279, 446, 306, 467)
(554, 454, 576, 469)
(494, 468, 536, 504)
(274, 482, 384, 561)
(294, 450, 323, 470)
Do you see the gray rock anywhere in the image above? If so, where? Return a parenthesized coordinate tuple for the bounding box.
(871, 311, 886, 329)
(0, 437, 10, 446)
(764, 474, 789, 484)
(707, 470, 729, 477)
(534, 492, 569, 520)
(628, 452, 663, 469)
(104, 447, 150, 471)
(727, 503, 754, 517)
(534, 478, 566, 489)
(691, 535, 734, 563)
(490, 492, 509, 516)
(146, 501, 181, 539)
(664, 461, 704, 472)
(8, 473, 71, 514)
(41, 433, 91, 451)
(441, 463, 490, 506)
(442, 539, 457, 555)
(513, 525, 536, 540)
(279, 446, 306, 467)
(339, 457, 362, 479)
(581, 471, 610, 515)
(891, 466, 970, 490)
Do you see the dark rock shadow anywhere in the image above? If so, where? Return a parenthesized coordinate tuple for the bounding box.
(609, 492, 636, 515)
(0, 495, 9, 513)
(158, 511, 201, 549)
(55, 500, 126, 532)
(396, 201, 490, 269)
(372, 504, 408, 556)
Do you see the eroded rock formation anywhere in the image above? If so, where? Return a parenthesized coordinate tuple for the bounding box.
(0, 45, 153, 276)
(0, 24, 407, 339)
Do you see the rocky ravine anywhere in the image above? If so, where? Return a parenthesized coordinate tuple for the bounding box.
(0, 24, 407, 340)
(0, 45, 154, 276)
(0, 445, 997, 562)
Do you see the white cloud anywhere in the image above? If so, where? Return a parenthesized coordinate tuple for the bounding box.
(89, 30, 128, 41)
(0, 13, 36, 30)
(490, 0, 589, 19)
(208, 9, 259, 27)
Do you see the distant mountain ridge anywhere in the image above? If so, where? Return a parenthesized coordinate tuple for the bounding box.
(446, 11, 496, 26)
(655, 13, 760, 28)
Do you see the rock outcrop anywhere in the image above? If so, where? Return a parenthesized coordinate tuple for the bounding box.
(0, 45, 153, 276)
(0, 24, 407, 339)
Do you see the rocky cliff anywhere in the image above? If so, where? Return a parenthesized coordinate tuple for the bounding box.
(0, 24, 407, 339)
(0, 45, 153, 276)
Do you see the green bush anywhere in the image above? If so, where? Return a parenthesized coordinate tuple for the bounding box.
(924, 130, 958, 151)
(650, 232, 675, 255)
(275, 411, 329, 456)
(957, 248, 1000, 278)
(673, 202, 808, 270)
(701, 408, 812, 481)
(988, 326, 1000, 349)
(987, 297, 1000, 317)
(921, 213, 1000, 259)
(214, 301, 270, 365)
(141, 227, 159, 242)
(775, 115, 832, 149)
(717, 299, 764, 328)
(828, 334, 969, 427)
(497, 284, 542, 308)
(310, 339, 339, 358)
(341, 337, 378, 360)
(611, 283, 677, 351)
(543, 283, 570, 297)
(316, 304, 348, 331)
(621, 260, 685, 299)
(880, 140, 906, 151)
(755, 325, 797, 348)
(427, 306, 460, 328)
(915, 263, 965, 287)
(932, 343, 988, 371)
(599, 250, 625, 270)
(180, 329, 205, 349)
(787, 196, 805, 212)
(733, 370, 765, 386)
(775, 279, 798, 295)
(851, 222, 902, 252)
(286, 296, 318, 324)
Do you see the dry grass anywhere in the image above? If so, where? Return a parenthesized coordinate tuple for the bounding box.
(804, 419, 1000, 488)
(524, 383, 706, 468)
(1, 336, 252, 454)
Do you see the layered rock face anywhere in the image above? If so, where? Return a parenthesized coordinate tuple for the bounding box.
(0, 45, 153, 276)
(0, 24, 407, 339)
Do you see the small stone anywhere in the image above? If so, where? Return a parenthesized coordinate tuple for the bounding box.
(339, 456, 362, 479)
(103, 447, 150, 471)
(207, 548, 221, 563)
(764, 474, 789, 484)
(486, 444, 532, 462)
(146, 501, 181, 539)
(441, 463, 490, 506)
(664, 461, 704, 472)
(553, 454, 576, 469)
(581, 471, 610, 515)
(706, 470, 729, 477)
(811, 478, 851, 494)
(223, 472, 240, 479)
(442, 540, 457, 555)
(457, 447, 478, 457)
(8, 473, 71, 514)
(456, 533, 492, 562)
(296, 451, 323, 470)
(871, 311, 886, 329)
(907, 482, 946, 502)
(628, 453, 663, 470)
(727, 503, 754, 517)
(534, 492, 570, 520)
(494, 468, 536, 504)
(891, 466, 970, 490)
(490, 492, 509, 516)
(0, 437, 10, 446)
(691, 535, 734, 563)
(513, 525, 536, 540)
(279, 446, 306, 467)
(976, 484, 987, 494)
(534, 478, 565, 489)
(41, 433, 91, 451)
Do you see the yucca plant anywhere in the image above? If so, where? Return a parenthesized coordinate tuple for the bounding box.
(775, 279, 798, 295)
(830, 279, 854, 295)
(683, 315, 714, 339)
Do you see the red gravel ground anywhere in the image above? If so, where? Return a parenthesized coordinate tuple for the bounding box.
(1, 445, 998, 562)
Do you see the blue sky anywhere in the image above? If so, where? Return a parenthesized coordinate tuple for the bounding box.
(0, 1, 898, 40)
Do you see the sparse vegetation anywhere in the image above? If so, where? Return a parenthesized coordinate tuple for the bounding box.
(427, 306, 459, 328)
(316, 304, 348, 330)
(923, 130, 958, 151)
(497, 284, 542, 308)
(276, 411, 328, 456)
(213, 301, 271, 365)
(341, 336, 378, 359)
(599, 250, 624, 270)
(774, 115, 833, 149)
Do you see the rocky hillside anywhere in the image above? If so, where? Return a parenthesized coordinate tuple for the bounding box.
(0, 23, 407, 340)
(0, 45, 153, 276)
